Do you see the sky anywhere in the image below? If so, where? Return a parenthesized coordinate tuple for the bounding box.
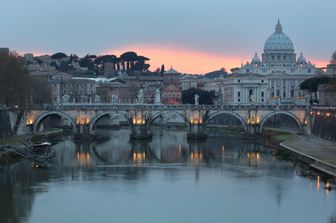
(0, 0, 335, 74)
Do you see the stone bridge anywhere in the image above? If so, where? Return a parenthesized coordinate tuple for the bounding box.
(20, 103, 311, 140)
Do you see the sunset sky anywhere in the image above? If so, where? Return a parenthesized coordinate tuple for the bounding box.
(1, 0, 334, 74)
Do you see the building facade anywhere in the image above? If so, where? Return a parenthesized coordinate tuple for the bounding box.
(223, 20, 320, 105)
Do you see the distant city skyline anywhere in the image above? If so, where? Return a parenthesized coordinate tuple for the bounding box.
(1, 0, 334, 73)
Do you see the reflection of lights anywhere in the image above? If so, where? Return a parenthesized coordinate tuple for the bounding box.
(325, 181, 332, 192)
(190, 151, 203, 163)
(77, 116, 90, 125)
(76, 152, 91, 165)
(309, 111, 313, 115)
(247, 152, 261, 165)
(132, 151, 146, 162)
(304, 120, 308, 125)
(317, 176, 320, 190)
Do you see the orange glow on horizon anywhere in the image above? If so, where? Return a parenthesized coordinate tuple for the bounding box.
(103, 44, 330, 74)
(103, 44, 242, 74)
(18, 45, 329, 74)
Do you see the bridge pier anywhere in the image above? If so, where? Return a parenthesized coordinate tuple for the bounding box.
(130, 124, 152, 140)
(75, 115, 96, 141)
(187, 113, 207, 140)
(246, 115, 260, 135)
(129, 111, 152, 140)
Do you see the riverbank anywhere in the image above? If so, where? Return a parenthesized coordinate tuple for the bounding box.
(280, 135, 336, 177)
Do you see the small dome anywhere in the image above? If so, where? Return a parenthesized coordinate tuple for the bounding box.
(165, 66, 179, 74)
(251, 53, 261, 65)
(297, 53, 307, 65)
(264, 20, 294, 52)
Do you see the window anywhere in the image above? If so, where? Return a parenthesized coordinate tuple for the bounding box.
(276, 90, 280, 96)
(237, 91, 241, 97)
(290, 90, 294, 97)
(283, 92, 286, 98)
(249, 89, 253, 97)
(238, 99, 240, 102)
(261, 79, 264, 83)
(261, 99, 264, 102)
(237, 79, 241, 83)
(261, 92, 264, 97)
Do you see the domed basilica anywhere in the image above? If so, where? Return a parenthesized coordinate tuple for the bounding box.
(222, 20, 318, 105)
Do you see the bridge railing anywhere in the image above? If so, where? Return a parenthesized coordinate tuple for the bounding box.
(27, 103, 312, 111)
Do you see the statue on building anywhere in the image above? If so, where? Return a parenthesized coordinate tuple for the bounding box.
(155, 88, 161, 104)
(194, 94, 199, 105)
(62, 94, 70, 103)
(95, 94, 101, 103)
(111, 95, 119, 104)
(137, 89, 144, 104)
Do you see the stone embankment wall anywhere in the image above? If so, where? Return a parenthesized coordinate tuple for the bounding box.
(311, 115, 336, 141)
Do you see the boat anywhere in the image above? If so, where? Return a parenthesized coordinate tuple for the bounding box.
(32, 142, 52, 154)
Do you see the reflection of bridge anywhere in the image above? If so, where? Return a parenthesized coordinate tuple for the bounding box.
(22, 104, 310, 139)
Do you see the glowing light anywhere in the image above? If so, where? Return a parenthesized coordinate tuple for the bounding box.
(132, 151, 146, 162)
(190, 151, 203, 163)
(247, 116, 260, 125)
(247, 152, 261, 165)
(76, 151, 91, 166)
(316, 111, 321, 116)
(26, 119, 33, 125)
(309, 111, 313, 115)
(76, 116, 90, 125)
(132, 117, 145, 125)
(326, 112, 331, 117)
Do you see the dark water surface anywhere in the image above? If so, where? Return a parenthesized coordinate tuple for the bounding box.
(1, 129, 335, 223)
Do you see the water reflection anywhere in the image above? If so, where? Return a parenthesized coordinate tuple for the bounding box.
(0, 129, 335, 223)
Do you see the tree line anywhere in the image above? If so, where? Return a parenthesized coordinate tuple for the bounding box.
(49, 51, 151, 74)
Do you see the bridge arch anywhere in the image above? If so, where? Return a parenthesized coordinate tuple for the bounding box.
(203, 111, 248, 131)
(259, 111, 303, 133)
(89, 111, 131, 134)
(33, 111, 77, 133)
(148, 110, 190, 130)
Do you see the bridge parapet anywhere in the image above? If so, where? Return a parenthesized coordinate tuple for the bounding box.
(21, 103, 313, 138)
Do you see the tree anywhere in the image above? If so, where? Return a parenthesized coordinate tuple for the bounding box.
(300, 77, 331, 102)
(182, 88, 216, 105)
(120, 51, 138, 70)
(0, 52, 31, 107)
(160, 64, 165, 75)
(331, 51, 336, 64)
(31, 77, 52, 105)
(51, 52, 67, 60)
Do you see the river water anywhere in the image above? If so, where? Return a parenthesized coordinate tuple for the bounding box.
(1, 129, 335, 223)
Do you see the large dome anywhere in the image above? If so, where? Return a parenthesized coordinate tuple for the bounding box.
(264, 20, 294, 52)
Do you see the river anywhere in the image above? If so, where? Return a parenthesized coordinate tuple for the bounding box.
(0, 129, 335, 223)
